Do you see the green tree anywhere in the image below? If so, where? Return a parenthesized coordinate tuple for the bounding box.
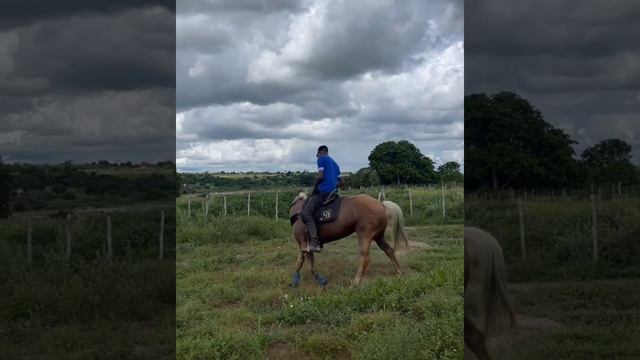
(581, 139, 638, 185)
(437, 161, 463, 184)
(465, 92, 578, 190)
(368, 140, 436, 185)
(348, 167, 381, 188)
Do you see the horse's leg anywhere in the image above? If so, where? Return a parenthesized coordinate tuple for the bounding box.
(353, 233, 372, 285)
(290, 252, 305, 288)
(374, 234, 402, 275)
(465, 315, 490, 360)
(463, 236, 491, 359)
(306, 252, 328, 286)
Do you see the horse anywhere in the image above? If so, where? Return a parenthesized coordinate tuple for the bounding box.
(288, 191, 405, 287)
(464, 226, 517, 360)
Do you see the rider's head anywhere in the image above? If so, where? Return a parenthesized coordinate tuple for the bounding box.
(317, 145, 328, 157)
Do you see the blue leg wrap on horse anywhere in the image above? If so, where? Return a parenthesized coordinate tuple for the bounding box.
(314, 273, 328, 286)
(291, 272, 301, 288)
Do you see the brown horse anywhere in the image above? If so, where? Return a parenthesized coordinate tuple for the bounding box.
(464, 226, 517, 360)
(288, 192, 403, 286)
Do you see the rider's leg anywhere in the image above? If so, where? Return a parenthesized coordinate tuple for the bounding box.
(301, 192, 324, 252)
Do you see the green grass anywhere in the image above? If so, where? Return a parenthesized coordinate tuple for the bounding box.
(491, 279, 640, 359)
(466, 195, 640, 359)
(0, 259, 176, 359)
(0, 210, 177, 359)
(176, 222, 463, 359)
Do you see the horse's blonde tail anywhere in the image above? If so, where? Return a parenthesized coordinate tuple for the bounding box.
(383, 201, 409, 250)
(394, 206, 409, 250)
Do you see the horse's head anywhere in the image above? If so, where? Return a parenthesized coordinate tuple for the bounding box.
(288, 191, 307, 225)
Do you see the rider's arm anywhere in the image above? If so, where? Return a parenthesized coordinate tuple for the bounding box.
(314, 170, 324, 188)
(314, 157, 325, 189)
(336, 163, 343, 188)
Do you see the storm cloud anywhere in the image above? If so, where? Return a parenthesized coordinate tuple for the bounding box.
(177, 0, 464, 172)
(466, 0, 640, 163)
(0, 1, 175, 164)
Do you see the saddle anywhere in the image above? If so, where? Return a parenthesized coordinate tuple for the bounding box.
(305, 189, 342, 224)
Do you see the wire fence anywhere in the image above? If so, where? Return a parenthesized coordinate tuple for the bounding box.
(0, 208, 176, 268)
(466, 189, 640, 265)
(176, 185, 464, 225)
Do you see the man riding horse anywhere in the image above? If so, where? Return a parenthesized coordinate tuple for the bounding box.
(301, 145, 343, 253)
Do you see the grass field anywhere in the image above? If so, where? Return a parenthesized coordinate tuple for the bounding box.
(0, 209, 176, 359)
(487, 279, 640, 359)
(465, 194, 640, 359)
(177, 219, 463, 360)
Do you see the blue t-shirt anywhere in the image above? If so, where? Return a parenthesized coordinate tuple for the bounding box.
(317, 155, 341, 193)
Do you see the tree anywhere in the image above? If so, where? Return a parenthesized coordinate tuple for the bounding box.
(368, 140, 436, 185)
(348, 167, 381, 188)
(465, 92, 578, 191)
(581, 139, 638, 185)
(437, 161, 463, 184)
(0, 155, 12, 218)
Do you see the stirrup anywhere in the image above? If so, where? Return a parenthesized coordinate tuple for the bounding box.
(307, 238, 322, 253)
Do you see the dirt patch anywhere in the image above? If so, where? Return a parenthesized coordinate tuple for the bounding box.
(408, 240, 430, 249)
(465, 313, 563, 360)
(266, 341, 306, 360)
(394, 240, 430, 256)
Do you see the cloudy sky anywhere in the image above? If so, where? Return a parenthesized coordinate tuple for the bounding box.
(466, 0, 640, 163)
(177, 0, 464, 172)
(0, 1, 175, 164)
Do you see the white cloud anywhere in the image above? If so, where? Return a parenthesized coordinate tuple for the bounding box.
(177, 0, 464, 171)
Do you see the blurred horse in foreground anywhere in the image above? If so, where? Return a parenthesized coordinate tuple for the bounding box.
(464, 226, 517, 360)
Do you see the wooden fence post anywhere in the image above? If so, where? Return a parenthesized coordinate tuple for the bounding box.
(188, 199, 191, 219)
(409, 188, 413, 216)
(590, 194, 599, 262)
(598, 187, 602, 213)
(247, 193, 251, 216)
(275, 192, 279, 221)
(204, 197, 209, 217)
(441, 184, 446, 218)
(518, 198, 527, 261)
(27, 217, 32, 267)
(65, 214, 71, 261)
(159, 210, 165, 260)
(223, 195, 227, 216)
(106, 215, 112, 260)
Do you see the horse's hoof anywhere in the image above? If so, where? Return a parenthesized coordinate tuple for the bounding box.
(314, 273, 328, 286)
(290, 272, 301, 288)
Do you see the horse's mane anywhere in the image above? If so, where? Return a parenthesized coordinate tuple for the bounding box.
(288, 191, 308, 211)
